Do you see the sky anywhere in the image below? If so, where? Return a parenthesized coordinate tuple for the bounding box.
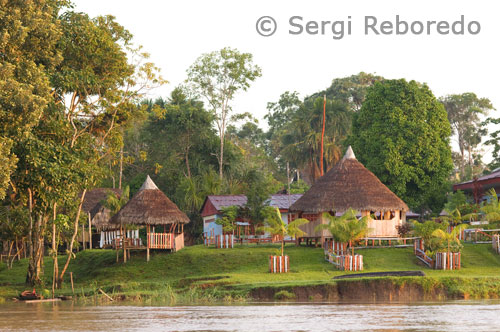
(73, 0, 499, 161)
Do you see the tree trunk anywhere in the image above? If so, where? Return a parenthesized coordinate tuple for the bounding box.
(26, 214, 46, 286)
(281, 239, 284, 257)
(57, 189, 86, 288)
(52, 202, 58, 294)
(468, 145, 472, 168)
(219, 133, 224, 180)
(119, 145, 123, 189)
(6, 241, 13, 269)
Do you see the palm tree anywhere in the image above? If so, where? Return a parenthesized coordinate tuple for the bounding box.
(102, 186, 130, 215)
(315, 208, 370, 256)
(260, 206, 309, 256)
(431, 223, 467, 254)
(280, 97, 350, 183)
(440, 208, 464, 226)
(481, 188, 500, 222)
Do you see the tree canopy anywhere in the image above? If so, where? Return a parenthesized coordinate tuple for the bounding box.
(349, 79, 453, 211)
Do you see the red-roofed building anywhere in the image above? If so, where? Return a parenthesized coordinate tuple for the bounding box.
(200, 194, 302, 237)
(453, 168, 500, 201)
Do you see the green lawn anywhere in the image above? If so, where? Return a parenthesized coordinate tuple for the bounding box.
(1, 243, 500, 302)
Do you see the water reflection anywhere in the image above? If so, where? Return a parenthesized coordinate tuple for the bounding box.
(0, 301, 499, 331)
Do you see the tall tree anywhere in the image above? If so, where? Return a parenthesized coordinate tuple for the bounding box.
(484, 117, 500, 170)
(0, 0, 64, 199)
(280, 97, 350, 183)
(186, 47, 262, 180)
(308, 72, 384, 111)
(3, 8, 164, 285)
(439, 93, 494, 179)
(350, 79, 453, 211)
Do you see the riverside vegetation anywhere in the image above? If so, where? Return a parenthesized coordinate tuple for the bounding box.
(2, 243, 500, 304)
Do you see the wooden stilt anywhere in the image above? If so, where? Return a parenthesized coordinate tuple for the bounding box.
(146, 225, 150, 262)
(82, 223, 86, 250)
(122, 224, 127, 263)
(88, 212, 92, 250)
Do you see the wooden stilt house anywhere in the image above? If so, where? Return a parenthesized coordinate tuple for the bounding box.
(110, 175, 190, 261)
(290, 146, 409, 244)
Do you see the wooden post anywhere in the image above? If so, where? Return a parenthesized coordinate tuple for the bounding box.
(146, 225, 150, 262)
(122, 224, 127, 263)
(88, 212, 92, 250)
(82, 223, 86, 250)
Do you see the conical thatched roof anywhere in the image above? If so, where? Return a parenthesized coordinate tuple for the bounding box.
(110, 175, 190, 225)
(290, 146, 409, 213)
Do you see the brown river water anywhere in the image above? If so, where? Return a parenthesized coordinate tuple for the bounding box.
(0, 301, 499, 331)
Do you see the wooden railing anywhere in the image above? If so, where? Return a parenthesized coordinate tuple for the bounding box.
(413, 239, 433, 268)
(356, 236, 419, 249)
(148, 233, 174, 249)
(114, 238, 143, 249)
(464, 228, 500, 243)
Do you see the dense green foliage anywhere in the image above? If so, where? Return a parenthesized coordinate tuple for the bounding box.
(350, 79, 453, 211)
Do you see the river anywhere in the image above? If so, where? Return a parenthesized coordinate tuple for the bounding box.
(0, 301, 499, 331)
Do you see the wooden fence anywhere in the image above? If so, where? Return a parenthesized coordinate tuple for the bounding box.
(324, 239, 348, 255)
(493, 235, 500, 254)
(356, 236, 419, 249)
(147, 232, 174, 249)
(269, 255, 289, 273)
(463, 228, 500, 244)
(324, 251, 363, 271)
(325, 250, 363, 271)
(435, 252, 461, 270)
(413, 238, 461, 270)
(215, 234, 234, 249)
(203, 230, 215, 246)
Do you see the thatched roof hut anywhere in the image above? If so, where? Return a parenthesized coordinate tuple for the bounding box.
(82, 188, 121, 230)
(290, 146, 408, 213)
(110, 175, 190, 226)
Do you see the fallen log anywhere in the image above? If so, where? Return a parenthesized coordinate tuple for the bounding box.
(333, 270, 426, 280)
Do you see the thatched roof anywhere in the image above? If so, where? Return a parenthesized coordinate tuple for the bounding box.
(290, 146, 409, 213)
(110, 175, 190, 226)
(82, 188, 121, 215)
(81, 188, 121, 230)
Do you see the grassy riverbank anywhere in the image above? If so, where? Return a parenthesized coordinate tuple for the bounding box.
(2, 243, 500, 303)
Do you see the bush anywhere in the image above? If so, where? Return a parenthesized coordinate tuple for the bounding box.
(274, 290, 296, 300)
(396, 222, 413, 237)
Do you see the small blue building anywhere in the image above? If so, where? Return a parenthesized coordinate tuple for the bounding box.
(200, 194, 303, 237)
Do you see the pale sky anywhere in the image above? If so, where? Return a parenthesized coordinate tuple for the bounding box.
(73, 0, 499, 161)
